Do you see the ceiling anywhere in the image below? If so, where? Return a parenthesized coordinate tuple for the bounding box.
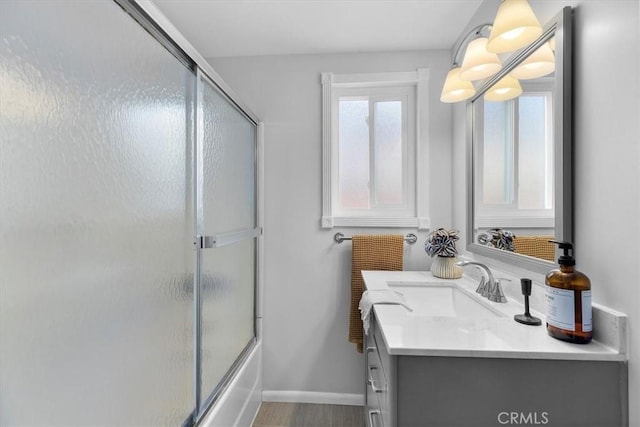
(151, 0, 483, 58)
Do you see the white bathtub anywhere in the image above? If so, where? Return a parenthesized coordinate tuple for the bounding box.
(199, 340, 262, 427)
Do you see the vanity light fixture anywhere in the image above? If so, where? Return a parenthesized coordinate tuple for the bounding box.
(460, 37, 502, 81)
(440, 23, 492, 103)
(439, 0, 545, 103)
(484, 75, 523, 101)
(510, 42, 555, 79)
(487, 0, 543, 53)
(440, 67, 476, 103)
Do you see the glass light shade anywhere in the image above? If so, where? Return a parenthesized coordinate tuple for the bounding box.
(459, 37, 503, 81)
(484, 75, 522, 101)
(487, 0, 543, 53)
(510, 42, 555, 79)
(440, 67, 476, 103)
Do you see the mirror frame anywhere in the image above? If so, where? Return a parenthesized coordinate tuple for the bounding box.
(466, 7, 573, 274)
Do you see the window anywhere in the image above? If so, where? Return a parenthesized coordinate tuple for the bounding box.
(321, 70, 430, 229)
(475, 84, 554, 228)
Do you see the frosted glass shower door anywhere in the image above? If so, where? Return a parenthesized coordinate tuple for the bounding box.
(0, 1, 195, 426)
(196, 72, 257, 412)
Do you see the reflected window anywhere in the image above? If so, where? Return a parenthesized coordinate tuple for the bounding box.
(518, 94, 553, 210)
(476, 85, 554, 229)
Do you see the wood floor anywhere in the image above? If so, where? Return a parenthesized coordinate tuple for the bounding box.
(252, 402, 364, 427)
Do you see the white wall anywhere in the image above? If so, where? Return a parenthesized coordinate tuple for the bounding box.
(453, 1, 640, 425)
(208, 51, 453, 402)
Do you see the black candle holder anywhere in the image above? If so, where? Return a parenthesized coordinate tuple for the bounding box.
(514, 278, 542, 326)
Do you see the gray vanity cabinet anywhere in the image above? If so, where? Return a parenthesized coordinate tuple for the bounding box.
(364, 318, 395, 427)
(364, 313, 627, 427)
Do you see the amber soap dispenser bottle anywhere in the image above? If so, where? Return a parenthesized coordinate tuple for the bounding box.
(545, 241, 592, 344)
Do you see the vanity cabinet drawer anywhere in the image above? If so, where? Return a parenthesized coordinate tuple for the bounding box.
(365, 382, 383, 427)
(373, 325, 394, 427)
(366, 346, 386, 395)
(365, 328, 383, 427)
(364, 314, 391, 427)
(374, 324, 392, 389)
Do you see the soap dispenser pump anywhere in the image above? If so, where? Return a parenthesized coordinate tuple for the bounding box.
(545, 241, 592, 344)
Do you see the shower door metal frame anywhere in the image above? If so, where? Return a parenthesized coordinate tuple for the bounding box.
(193, 68, 260, 421)
(113, 1, 262, 425)
(131, 0, 260, 125)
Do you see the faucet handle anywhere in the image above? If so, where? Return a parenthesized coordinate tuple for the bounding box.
(488, 278, 510, 303)
(476, 276, 489, 297)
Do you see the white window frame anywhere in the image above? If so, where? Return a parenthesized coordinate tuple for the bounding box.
(475, 82, 555, 229)
(321, 70, 430, 229)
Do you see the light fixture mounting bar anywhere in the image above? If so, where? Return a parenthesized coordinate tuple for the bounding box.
(451, 23, 493, 67)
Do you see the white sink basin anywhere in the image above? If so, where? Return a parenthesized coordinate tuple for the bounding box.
(386, 281, 504, 319)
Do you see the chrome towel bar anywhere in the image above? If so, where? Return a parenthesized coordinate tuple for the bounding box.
(334, 232, 418, 244)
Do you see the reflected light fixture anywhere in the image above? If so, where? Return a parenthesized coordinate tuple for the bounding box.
(440, 67, 476, 103)
(460, 37, 502, 81)
(484, 75, 523, 101)
(510, 42, 555, 79)
(487, 0, 543, 53)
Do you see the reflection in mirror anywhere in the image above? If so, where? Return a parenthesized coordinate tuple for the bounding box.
(474, 76, 555, 262)
(467, 7, 572, 273)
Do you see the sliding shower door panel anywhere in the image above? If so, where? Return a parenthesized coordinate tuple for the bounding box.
(199, 239, 256, 401)
(197, 72, 257, 411)
(200, 77, 256, 233)
(0, 2, 195, 426)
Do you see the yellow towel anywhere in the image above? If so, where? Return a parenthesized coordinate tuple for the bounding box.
(349, 234, 404, 353)
(513, 236, 556, 262)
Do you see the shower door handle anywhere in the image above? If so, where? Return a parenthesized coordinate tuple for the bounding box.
(196, 235, 216, 249)
(195, 227, 261, 249)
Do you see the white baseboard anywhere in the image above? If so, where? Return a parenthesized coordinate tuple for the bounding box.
(262, 390, 364, 406)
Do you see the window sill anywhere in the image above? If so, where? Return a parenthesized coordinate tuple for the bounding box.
(475, 215, 553, 228)
(321, 216, 430, 229)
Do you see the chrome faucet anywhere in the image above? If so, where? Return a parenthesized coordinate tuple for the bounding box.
(455, 261, 508, 303)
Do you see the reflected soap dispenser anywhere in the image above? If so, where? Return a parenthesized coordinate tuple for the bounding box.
(545, 241, 592, 344)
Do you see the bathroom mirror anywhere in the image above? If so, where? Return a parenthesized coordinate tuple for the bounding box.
(467, 7, 572, 273)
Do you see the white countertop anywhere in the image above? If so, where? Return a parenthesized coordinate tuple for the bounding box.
(362, 270, 627, 361)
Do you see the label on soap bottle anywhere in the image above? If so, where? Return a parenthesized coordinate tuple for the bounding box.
(544, 286, 575, 331)
(582, 290, 592, 332)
